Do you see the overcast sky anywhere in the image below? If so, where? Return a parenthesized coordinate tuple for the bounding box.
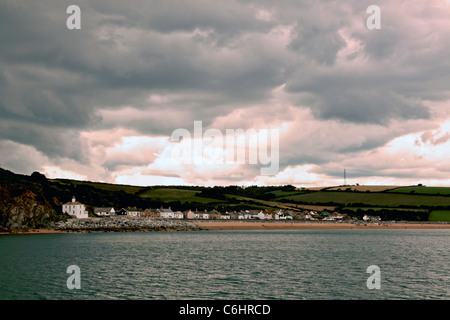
(1, 0, 450, 187)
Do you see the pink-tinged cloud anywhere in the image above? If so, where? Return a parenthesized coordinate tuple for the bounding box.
(1, 1, 450, 187)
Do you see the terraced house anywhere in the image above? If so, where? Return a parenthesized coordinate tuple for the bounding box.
(158, 208, 174, 219)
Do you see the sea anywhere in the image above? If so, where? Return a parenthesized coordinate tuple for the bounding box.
(0, 229, 448, 300)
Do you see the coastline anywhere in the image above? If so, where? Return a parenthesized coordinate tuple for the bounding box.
(1, 220, 450, 234)
(0, 228, 72, 235)
(195, 221, 450, 230)
(0, 226, 203, 235)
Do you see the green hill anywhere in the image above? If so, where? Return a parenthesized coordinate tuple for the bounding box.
(429, 210, 450, 222)
(139, 188, 221, 204)
(277, 191, 450, 208)
(2, 167, 450, 224)
(388, 186, 450, 195)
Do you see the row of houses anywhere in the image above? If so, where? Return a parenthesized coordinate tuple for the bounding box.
(62, 196, 349, 221)
(92, 207, 297, 220)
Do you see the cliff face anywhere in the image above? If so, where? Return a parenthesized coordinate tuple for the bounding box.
(0, 169, 67, 230)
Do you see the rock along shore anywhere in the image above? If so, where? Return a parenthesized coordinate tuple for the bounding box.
(51, 217, 205, 232)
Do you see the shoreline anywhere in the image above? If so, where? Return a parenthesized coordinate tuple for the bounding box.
(0, 227, 203, 235)
(195, 221, 450, 230)
(0, 228, 72, 235)
(1, 221, 450, 234)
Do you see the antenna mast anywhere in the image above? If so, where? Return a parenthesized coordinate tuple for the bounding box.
(344, 168, 347, 186)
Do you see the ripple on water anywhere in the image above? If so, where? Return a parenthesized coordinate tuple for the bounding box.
(0, 229, 448, 300)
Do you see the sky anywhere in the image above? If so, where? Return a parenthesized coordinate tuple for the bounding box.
(1, 0, 450, 187)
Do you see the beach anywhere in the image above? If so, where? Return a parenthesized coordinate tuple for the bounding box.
(195, 221, 450, 230)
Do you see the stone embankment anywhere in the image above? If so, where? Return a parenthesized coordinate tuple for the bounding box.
(52, 217, 204, 232)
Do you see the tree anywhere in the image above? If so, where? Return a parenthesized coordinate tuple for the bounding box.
(31, 171, 48, 183)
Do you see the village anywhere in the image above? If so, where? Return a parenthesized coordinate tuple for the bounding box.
(62, 196, 381, 223)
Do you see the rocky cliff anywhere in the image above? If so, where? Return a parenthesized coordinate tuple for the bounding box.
(0, 168, 68, 230)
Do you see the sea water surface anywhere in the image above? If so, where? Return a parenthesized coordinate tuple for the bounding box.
(0, 229, 448, 300)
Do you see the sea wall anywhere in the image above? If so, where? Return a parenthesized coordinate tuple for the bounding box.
(52, 217, 204, 232)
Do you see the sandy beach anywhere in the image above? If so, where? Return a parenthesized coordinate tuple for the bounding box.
(196, 221, 450, 230)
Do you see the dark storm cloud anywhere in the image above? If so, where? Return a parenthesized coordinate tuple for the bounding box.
(282, 2, 444, 125)
(288, 20, 346, 66)
(295, 87, 430, 125)
(0, 117, 88, 161)
(1, 0, 450, 184)
(0, 0, 289, 149)
(91, 0, 275, 35)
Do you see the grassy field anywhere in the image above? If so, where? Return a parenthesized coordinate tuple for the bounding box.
(429, 210, 450, 222)
(343, 207, 429, 213)
(388, 186, 450, 195)
(269, 190, 305, 197)
(279, 191, 450, 208)
(139, 188, 222, 204)
(326, 185, 400, 192)
(304, 185, 400, 192)
(228, 194, 304, 211)
(53, 179, 146, 194)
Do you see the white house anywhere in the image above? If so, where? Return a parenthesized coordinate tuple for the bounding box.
(62, 196, 88, 219)
(194, 212, 209, 219)
(173, 211, 184, 219)
(220, 213, 231, 220)
(252, 210, 271, 220)
(274, 209, 294, 220)
(305, 214, 317, 221)
(94, 207, 115, 217)
(363, 214, 381, 222)
(128, 208, 142, 217)
(158, 208, 174, 219)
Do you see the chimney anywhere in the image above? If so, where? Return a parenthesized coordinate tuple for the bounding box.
(72, 196, 76, 203)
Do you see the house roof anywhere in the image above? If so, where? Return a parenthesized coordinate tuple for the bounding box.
(119, 207, 143, 212)
(64, 201, 84, 206)
(158, 208, 174, 213)
(94, 207, 114, 212)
